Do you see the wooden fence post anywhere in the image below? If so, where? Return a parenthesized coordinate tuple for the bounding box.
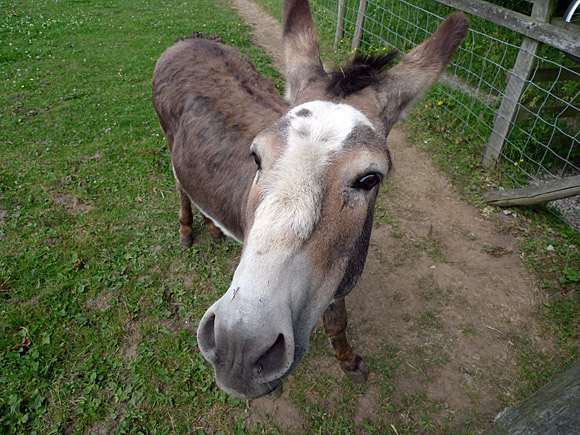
(482, 0, 556, 168)
(334, 0, 346, 49)
(350, 0, 368, 57)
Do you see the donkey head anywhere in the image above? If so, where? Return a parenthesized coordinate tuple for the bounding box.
(197, 0, 468, 399)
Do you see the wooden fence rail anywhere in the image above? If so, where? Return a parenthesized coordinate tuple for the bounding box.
(436, 0, 580, 58)
(483, 175, 580, 206)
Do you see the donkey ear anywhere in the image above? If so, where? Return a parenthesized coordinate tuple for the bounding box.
(378, 12, 469, 130)
(283, 0, 326, 103)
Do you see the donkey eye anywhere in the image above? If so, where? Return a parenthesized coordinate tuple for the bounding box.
(250, 151, 261, 170)
(353, 173, 381, 191)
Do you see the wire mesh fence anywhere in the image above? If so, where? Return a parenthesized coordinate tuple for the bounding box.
(311, 0, 580, 227)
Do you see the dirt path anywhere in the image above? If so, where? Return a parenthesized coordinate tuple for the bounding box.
(231, 0, 548, 431)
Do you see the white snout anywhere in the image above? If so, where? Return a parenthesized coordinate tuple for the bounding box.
(196, 249, 324, 398)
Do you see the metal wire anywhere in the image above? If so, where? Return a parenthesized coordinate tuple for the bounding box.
(312, 0, 580, 227)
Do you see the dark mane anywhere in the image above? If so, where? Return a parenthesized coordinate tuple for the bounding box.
(327, 51, 399, 97)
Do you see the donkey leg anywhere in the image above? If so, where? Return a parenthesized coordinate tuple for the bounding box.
(178, 188, 194, 248)
(323, 298, 369, 383)
(204, 217, 225, 243)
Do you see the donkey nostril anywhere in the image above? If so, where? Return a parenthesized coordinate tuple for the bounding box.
(197, 313, 216, 353)
(255, 334, 289, 381)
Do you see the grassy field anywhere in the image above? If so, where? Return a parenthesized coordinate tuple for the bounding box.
(0, 0, 276, 432)
(1, 0, 579, 434)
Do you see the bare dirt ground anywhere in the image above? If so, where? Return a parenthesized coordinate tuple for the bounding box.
(231, 0, 552, 431)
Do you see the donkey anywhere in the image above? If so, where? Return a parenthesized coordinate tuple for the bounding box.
(152, 0, 468, 399)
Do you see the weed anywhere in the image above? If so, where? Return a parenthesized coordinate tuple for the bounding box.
(418, 311, 443, 330)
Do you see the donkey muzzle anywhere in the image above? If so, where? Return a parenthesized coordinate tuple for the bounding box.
(197, 297, 296, 399)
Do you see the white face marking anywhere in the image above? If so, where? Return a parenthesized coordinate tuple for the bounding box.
(248, 101, 374, 254)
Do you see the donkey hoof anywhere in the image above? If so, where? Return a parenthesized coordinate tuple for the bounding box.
(210, 231, 226, 244)
(341, 355, 370, 384)
(180, 235, 194, 248)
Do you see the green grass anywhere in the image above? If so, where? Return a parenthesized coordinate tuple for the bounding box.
(0, 0, 274, 432)
(2, 0, 579, 433)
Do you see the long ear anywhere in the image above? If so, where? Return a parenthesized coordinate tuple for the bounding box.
(283, 0, 326, 103)
(379, 12, 469, 130)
